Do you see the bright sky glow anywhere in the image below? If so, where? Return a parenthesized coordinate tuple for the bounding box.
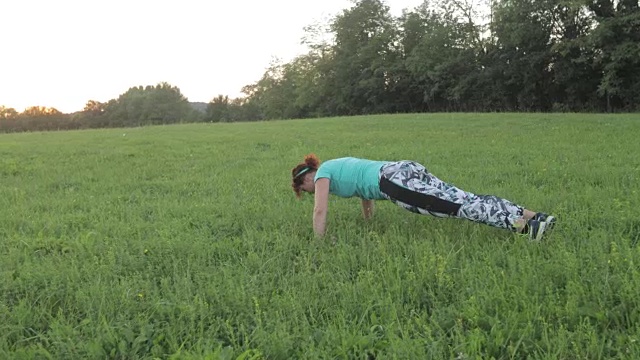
(0, 0, 423, 113)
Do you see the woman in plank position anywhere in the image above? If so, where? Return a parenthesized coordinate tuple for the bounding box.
(291, 154, 556, 241)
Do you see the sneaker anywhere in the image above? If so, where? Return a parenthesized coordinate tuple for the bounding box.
(523, 219, 548, 241)
(534, 212, 556, 231)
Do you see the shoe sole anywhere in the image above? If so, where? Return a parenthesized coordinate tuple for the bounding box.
(533, 214, 556, 241)
(532, 220, 547, 241)
(543, 216, 556, 239)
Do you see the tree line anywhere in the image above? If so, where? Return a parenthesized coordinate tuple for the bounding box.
(1, 0, 638, 133)
(0, 83, 203, 133)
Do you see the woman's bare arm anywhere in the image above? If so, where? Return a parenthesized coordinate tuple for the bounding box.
(313, 178, 330, 238)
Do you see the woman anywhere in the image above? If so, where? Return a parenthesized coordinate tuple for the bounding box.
(291, 154, 556, 241)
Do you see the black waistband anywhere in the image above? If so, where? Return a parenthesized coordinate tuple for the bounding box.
(379, 176, 461, 215)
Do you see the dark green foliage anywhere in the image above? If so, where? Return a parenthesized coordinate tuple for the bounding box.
(0, 83, 203, 133)
(102, 82, 197, 127)
(2, 0, 639, 133)
(239, 0, 640, 119)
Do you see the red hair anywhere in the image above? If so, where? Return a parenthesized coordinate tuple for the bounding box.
(291, 153, 321, 198)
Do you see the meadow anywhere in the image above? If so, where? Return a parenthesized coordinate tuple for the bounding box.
(1, 113, 639, 359)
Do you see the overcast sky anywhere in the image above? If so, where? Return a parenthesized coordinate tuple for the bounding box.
(0, 0, 423, 113)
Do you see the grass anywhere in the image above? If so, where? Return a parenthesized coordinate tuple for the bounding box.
(1, 113, 639, 359)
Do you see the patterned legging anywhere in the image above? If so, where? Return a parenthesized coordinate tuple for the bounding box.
(379, 161, 524, 231)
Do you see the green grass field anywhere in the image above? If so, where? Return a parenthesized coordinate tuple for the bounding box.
(1, 113, 640, 359)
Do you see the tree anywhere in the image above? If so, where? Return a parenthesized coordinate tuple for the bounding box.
(20, 106, 62, 117)
(103, 82, 193, 126)
(548, 0, 601, 111)
(489, 0, 556, 110)
(403, 0, 487, 111)
(206, 95, 231, 122)
(588, 0, 640, 111)
(328, 0, 401, 115)
(241, 58, 310, 120)
(83, 100, 106, 114)
(0, 106, 18, 120)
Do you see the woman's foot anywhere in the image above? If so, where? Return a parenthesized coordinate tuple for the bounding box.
(533, 212, 556, 232)
(522, 219, 548, 241)
(521, 214, 557, 241)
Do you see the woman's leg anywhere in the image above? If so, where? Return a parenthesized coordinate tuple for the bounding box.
(379, 161, 541, 232)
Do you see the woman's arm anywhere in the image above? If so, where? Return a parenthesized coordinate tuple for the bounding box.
(361, 199, 374, 220)
(313, 178, 330, 238)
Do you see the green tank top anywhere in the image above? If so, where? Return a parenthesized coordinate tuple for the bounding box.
(314, 157, 388, 200)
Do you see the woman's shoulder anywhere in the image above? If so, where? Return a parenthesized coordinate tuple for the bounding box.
(327, 156, 366, 162)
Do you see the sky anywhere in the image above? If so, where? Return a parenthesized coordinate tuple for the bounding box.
(0, 0, 424, 114)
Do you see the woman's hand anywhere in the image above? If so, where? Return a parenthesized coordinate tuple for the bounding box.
(361, 199, 374, 220)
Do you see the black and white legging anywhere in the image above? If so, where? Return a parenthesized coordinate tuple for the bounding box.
(379, 161, 524, 231)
